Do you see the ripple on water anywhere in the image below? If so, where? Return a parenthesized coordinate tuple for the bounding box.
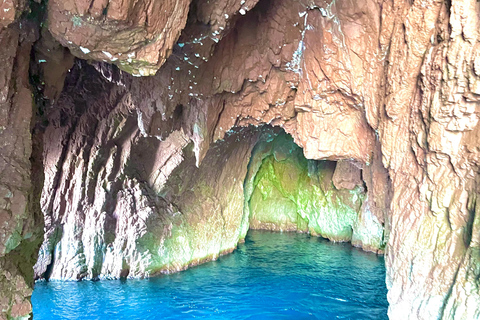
(32, 231, 388, 320)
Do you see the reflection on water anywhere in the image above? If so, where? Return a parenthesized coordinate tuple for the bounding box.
(32, 231, 388, 319)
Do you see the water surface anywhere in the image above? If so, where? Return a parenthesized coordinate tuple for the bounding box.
(32, 231, 388, 319)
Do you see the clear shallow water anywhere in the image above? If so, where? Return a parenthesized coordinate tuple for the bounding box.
(32, 231, 388, 320)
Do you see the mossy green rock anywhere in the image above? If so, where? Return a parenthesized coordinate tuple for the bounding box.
(247, 130, 382, 247)
(131, 129, 257, 276)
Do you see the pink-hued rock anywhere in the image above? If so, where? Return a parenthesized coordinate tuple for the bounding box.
(379, 0, 480, 318)
(333, 161, 363, 190)
(47, 0, 191, 75)
(33, 62, 262, 280)
(0, 0, 24, 29)
(0, 22, 43, 320)
(0, 0, 479, 319)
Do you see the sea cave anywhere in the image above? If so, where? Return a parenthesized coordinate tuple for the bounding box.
(0, 0, 479, 319)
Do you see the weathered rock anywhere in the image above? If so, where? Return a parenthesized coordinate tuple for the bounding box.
(245, 129, 385, 251)
(33, 62, 263, 280)
(0, 0, 25, 29)
(332, 161, 363, 191)
(47, 0, 191, 76)
(35, 76, 384, 279)
(0, 0, 479, 318)
(34, 0, 480, 317)
(379, 0, 480, 318)
(0, 20, 43, 320)
(353, 140, 391, 253)
(46, 0, 262, 76)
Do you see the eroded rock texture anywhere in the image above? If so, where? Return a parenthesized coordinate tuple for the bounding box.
(33, 62, 257, 280)
(381, 1, 480, 318)
(0, 14, 44, 320)
(245, 129, 385, 251)
(46, 0, 261, 76)
(0, 0, 479, 318)
(47, 0, 190, 76)
(34, 60, 382, 280)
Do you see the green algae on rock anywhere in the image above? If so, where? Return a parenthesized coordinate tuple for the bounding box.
(246, 129, 385, 251)
(134, 130, 257, 276)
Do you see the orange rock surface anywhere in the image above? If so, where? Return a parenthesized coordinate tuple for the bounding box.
(0, 0, 479, 319)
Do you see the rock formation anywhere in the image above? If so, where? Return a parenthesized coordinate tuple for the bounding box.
(245, 129, 385, 251)
(33, 61, 260, 279)
(0, 1, 45, 318)
(0, 0, 479, 319)
(33, 71, 382, 280)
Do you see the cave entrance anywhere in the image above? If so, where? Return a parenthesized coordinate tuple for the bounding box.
(34, 120, 386, 282)
(242, 127, 385, 251)
(33, 121, 389, 318)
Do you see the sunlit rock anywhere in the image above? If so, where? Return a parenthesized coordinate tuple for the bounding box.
(0, 0, 479, 318)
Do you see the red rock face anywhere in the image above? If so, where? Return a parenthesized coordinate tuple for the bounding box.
(0, 0, 479, 319)
(0, 20, 44, 320)
(46, 0, 262, 76)
(47, 0, 191, 75)
(380, 1, 480, 318)
(0, 0, 25, 29)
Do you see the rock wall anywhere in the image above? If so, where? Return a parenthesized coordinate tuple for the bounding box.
(0, 6, 44, 320)
(380, 0, 480, 318)
(33, 62, 260, 280)
(245, 129, 385, 251)
(0, 0, 478, 319)
(34, 67, 382, 280)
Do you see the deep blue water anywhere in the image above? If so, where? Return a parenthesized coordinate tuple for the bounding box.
(32, 231, 388, 320)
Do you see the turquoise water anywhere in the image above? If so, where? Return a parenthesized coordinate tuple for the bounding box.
(32, 231, 388, 319)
